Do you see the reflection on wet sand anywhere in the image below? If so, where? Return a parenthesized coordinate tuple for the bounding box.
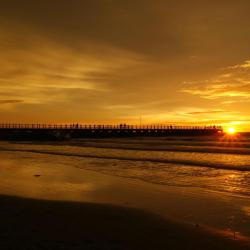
(242, 206, 250, 216)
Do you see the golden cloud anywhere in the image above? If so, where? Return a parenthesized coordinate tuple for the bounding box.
(181, 60, 250, 100)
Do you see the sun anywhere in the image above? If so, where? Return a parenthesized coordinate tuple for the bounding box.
(227, 127, 236, 135)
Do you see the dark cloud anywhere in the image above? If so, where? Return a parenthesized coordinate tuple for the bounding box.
(0, 1, 183, 59)
(1, 0, 250, 61)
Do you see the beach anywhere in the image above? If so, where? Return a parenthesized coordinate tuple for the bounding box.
(1, 195, 249, 250)
(0, 137, 250, 249)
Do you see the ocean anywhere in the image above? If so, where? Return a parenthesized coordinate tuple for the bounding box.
(1, 135, 250, 198)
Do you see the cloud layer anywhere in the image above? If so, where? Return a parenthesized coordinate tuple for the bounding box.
(1, 1, 250, 129)
(182, 60, 250, 100)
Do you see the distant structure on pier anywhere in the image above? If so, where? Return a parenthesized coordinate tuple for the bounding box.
(0, 123, 223, 140)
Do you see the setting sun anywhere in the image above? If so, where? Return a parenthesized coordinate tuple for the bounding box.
(227, 127, 236, 134)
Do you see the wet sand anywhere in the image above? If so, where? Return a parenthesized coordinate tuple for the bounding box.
(0, 195, 249, 250)
(0, 150, 250, 249)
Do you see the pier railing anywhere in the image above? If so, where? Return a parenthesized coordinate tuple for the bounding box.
(0, 124, 223, 130)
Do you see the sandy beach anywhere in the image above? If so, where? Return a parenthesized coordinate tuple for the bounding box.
(0, 145, 250, 249)
(0, 194, 248, 250)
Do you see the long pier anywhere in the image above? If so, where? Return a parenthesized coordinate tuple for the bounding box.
(0, 124, 223, 140)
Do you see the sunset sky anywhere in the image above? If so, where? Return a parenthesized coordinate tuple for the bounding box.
(1, 1, 250, 131)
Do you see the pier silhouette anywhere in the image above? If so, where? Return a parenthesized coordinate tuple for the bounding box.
(0, 124, 223, 140)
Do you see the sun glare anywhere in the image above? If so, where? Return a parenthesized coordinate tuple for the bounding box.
(227, 127, 236, 135)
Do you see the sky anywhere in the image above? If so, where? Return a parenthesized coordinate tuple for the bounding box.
(1, 0, 250, 131)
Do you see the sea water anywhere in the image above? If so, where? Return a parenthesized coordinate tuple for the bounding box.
(1, 135, 250, 198)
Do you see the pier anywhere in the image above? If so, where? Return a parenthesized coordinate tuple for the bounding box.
(0, 124, 223, 140)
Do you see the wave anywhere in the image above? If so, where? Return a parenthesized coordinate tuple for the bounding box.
(75, 139, 250, 148)
(68, 143, 250, 155)
(14, 140, 250, 155)
(1, 147, 250, 172)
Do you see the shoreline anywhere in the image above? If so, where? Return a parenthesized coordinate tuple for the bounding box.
(0, 148, 250, 249)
